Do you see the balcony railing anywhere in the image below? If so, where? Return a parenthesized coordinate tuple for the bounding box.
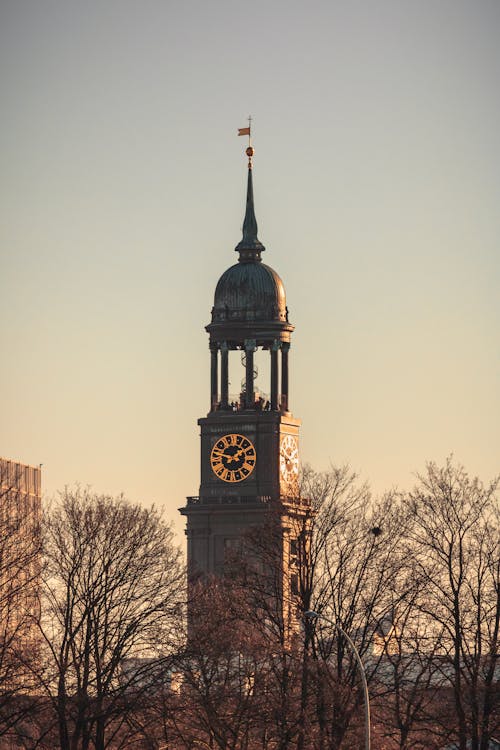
(186, 495, 271, 506)
(186, 494, 311, 509)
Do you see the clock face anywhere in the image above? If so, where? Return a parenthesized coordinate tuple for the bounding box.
(280, 435, 299, 483)
(210, 434, 256, 483)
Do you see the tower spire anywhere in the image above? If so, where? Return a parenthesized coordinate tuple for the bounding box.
(235, 120, 265, 260)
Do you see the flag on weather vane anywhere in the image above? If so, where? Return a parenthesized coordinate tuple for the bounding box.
(238, 116, 252, 138)
(238, 118, 254, 167)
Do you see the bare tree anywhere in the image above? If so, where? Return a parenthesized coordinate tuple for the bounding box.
(370, 588, 447, 750)
(174, 580, 267, 750)
(231, 466, 409, 750)
(38, 487, 185, 750)
(407, 458, 500, 750)
(62, 459, 495, 750)
(289, 467, 409, 749)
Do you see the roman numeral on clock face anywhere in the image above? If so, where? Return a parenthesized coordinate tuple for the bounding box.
(210, 434, 257, 483)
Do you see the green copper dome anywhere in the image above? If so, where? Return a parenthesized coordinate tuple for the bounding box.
(212, 261, 287, 323)
(210, 163, 288, 325)
(206, 156, 293, 344)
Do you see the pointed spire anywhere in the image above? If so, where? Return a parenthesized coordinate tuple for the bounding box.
(235, 146, 265, 261)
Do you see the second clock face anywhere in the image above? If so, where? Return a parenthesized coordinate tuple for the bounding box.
(280, 434, 299, 483)
(210, 433, 256, 483)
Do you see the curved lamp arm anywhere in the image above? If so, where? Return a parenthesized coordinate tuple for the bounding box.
(304, 610, 371, 750)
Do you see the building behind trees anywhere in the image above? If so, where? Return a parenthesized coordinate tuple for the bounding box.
(0, 458, 41, 689)
(0, 458, 41, 748)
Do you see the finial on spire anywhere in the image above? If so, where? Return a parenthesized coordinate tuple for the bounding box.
(238, 116, 254, 168)
(235, 117, 265, 259)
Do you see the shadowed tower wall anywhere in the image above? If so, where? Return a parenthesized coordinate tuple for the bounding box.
(180, 144, 311, 634)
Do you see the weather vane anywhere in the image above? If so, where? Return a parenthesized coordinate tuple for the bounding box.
(238, 116, 254, 167)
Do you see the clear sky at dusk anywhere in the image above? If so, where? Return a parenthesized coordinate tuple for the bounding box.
(1, 1, 499, 540)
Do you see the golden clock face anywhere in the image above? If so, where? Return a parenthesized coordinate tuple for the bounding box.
(280, 435, 299, 483)
(210, 434, 256, 483)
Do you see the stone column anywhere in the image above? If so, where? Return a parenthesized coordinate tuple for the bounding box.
(270, 341, 279, 411)
(220, 342, 229, 409)
(245, 339, 256, 409)
(280, 343, 290, 412)
(210, 345, 218, 411)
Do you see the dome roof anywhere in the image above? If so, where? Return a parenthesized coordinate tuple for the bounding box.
(212, 261, 287, 323)
(207, 152, 292, 337)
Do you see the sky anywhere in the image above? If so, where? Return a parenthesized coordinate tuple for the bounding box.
(1, 0, 499, 542)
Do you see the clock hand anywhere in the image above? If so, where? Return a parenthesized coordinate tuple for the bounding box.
(213, 448, 245, 464)
(227, 448, 244, 461)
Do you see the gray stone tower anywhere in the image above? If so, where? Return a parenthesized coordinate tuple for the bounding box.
(180, 143, 310, 625)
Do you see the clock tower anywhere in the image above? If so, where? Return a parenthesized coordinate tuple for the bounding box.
(180, 142, 310, 621)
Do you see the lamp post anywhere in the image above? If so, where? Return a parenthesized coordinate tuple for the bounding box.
(304, 610, 371, 750)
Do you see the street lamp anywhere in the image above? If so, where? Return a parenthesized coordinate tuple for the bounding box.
(304, 610, 371, 750)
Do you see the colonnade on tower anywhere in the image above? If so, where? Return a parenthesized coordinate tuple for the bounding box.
(209, 339, 290, 413)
